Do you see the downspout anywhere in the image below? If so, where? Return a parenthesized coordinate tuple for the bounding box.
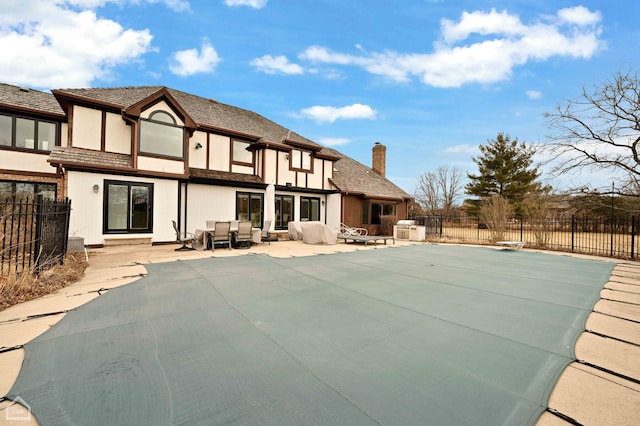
(177, 181, 182, 231)
(121, 113, 138, 169)
(324, 194, 328, 224)
(184, 181, 189, 231)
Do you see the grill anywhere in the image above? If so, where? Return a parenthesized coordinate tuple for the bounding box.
(395, 220, 415, 240)
(396, 220, 415, 229)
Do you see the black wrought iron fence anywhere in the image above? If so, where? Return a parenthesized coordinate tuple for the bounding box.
(412, 214, 640, 260)
(1, 195, 72, 274)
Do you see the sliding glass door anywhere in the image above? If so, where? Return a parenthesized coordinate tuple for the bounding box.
(104, 180, 153, 233)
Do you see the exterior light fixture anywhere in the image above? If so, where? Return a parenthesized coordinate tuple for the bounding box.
(195, 142, 203, 149)
(92, 184, 99, 193)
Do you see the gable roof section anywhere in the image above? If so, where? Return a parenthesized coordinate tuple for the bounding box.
(0, 83, 65, 118)
(325, 147, 412, 201)
(124, 87, 197, 129)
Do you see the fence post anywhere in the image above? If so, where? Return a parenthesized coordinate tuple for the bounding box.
(571, 215, 575, 252)
(62, 198, 71, 259)
(520, 220, 523, 241)
(632, 216, 636, 260)
(610, 214, 614, 258)
(33, 194, 44, 272)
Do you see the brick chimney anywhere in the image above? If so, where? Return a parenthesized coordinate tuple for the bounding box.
(372, 142, 386, 177)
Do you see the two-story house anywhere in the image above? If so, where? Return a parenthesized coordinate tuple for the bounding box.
(0, 83, 411, 247)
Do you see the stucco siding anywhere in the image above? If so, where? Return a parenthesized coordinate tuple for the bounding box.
(306, 158, 323, 189)
(60, 123, 68, 146)
(72, 106, 101, 150)
(209, 133, 229, 171)
(189, 131, 207, 169)
(231, 164, 253, 174)
(0, 151, 55, 174)
(104, 112, 131, 154)
(137, 156, 185, 174)
(262, 150, 277, 184)
(277, 151, 296, 186)
(326, 192, 341, 230)
(323, 161, 333, 190)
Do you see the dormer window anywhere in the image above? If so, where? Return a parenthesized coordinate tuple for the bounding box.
(139, 111, 184, 159)
(290, 149, 312, 172)
(231, 139, 253, 166)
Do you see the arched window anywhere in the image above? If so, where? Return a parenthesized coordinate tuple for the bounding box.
(139, 110, 183, 158)
(149, 111, 176, 125)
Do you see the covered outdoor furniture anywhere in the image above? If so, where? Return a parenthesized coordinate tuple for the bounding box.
(233, 221, 253, 248)
(209, 221, 231, 250)
(172, 220, 195, 251)
(288, 221, 337, 245)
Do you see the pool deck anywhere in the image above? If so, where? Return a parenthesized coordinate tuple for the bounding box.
(1, 240, 638, 425)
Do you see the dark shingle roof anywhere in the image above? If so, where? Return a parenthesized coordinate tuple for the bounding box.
(324, 147, 412, 200)
(0, 83, 64, 116)
(188, 168, 264, 185)
(54, 86, 322, 149)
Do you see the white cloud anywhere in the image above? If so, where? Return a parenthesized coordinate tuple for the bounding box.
(224, 0, 267, 9)
(300, 104, 377, 123)
(440, 9, 526, 45)
(250, 55, 303, 75)
(526, 90, 542, 99)
(557, 5, 601, 25)
(317, 137, 351, 146)
(0, 0, 154, 88)
(169, 40, 221, 76)
(299, 7, 603, 88)
(64, 0, 191, 13)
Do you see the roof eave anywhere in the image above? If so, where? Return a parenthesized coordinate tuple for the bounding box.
(0, 102, 66, 120)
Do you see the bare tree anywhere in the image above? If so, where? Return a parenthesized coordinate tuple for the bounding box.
(479, 194, 513, 242)
(520, 192, 553, 248)
(543, 70, 640, 195)
(414, 166, 464, 216)
(414, 172, 439, 214)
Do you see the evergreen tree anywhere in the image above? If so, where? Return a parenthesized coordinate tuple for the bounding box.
(465, 133, 544, 217)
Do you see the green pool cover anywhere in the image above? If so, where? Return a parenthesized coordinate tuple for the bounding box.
(7, 245, 614, 425)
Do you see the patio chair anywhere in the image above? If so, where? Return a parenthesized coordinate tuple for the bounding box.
(172, 220, 195, 251)
(234, 220, 253, 248)
(210, 221, 231, 250)
(261, 220, 275, 244)
(339, 223, 368, 237)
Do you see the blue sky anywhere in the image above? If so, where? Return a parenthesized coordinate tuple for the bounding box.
(1, 0, 638, 194)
